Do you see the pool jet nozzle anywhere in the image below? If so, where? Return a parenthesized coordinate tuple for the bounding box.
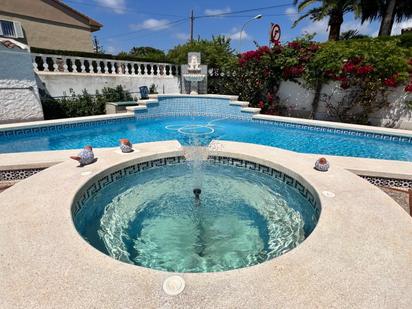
(193, 188, 201, 206)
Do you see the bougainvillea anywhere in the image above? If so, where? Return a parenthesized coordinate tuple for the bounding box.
(212, 36, 412, 122)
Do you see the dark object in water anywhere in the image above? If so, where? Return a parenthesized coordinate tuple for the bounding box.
(193, 188, 201, 199)
(193, 188, 201, 206)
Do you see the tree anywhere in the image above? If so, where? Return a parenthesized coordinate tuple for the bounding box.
(293, 0, 360, 41)
(93, 36, 105, 54)
(340, 29, 369, 39)
(360, 0, 412, 36)
(167, 35, 236, 68)
(118, 46, 167, 62)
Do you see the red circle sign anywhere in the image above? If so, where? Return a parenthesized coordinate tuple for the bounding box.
(270, 24, 281, 44)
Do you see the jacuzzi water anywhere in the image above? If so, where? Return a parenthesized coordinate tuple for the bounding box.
(1, 116, 412, 161)
(74, 162, 318, 273)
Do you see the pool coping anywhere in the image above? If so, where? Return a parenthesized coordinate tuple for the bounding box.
(1, 143, 411, 181)
(1, 140, 411, 308)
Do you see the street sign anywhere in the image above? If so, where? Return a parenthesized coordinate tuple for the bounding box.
(270, 23, 281, 45)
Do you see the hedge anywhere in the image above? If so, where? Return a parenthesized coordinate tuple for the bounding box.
(30, 47, 176, 64)
(40, 85, 133, 119)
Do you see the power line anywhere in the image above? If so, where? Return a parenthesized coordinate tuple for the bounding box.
(100, 18, 188, 40)
(63, 0, 185, 18)
(113, 20, 188, 43)
(196, 3, 293, 19)
(197, 13, 296, 19)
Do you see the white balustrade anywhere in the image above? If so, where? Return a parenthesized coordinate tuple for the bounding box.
(31, 53, 179, 77)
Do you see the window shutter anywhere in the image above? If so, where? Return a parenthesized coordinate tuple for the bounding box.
(14, 21, 23, 38)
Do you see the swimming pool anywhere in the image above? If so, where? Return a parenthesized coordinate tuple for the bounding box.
(1, 115, 411, 161)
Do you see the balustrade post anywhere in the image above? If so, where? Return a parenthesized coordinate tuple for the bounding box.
(62, 57, 68, 72)
(42, 55, 49, 72)
(96, 60, 102, 74)
(80, 59, 86, 73)
(104, 60, 110, 74)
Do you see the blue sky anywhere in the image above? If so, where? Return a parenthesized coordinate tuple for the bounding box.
(65, 0, 412, 54)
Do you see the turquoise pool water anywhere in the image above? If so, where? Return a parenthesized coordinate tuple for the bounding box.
(1, 116, 411, 161)
(74, 162, 318, 273)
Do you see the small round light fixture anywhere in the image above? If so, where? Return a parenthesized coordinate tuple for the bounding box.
(163, 276, 185, 296)
(80, 171, 92, 176)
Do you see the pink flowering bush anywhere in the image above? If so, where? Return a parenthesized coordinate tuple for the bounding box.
(223, 36, 412, 121)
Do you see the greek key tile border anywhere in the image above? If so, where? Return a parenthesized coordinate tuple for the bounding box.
(360, 175, 412, 189)
(253, 119, 412, 144)
(72, 156, 186, 217)
(73, 155, 321, 220)
(0, 168, 45, 181)
(0, 117, 134, 138)
(208, 156, 321, 219)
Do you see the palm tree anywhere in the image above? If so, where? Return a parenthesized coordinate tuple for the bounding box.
(293, 0, 360, 41)
(360, 0, 412, 36)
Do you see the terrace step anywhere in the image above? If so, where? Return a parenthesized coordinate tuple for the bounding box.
(230, 101, 249, 107)
(126, 106, 148, 112)
(138, 99, 159, 106)
(241, 107, 261, 114)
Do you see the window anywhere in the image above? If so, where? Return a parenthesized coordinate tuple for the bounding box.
(0, 20, 24, 38)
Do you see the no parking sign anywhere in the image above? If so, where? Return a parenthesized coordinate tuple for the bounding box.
(270, 23, 281, 45)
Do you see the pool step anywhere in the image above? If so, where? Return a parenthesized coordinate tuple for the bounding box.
(126, 106, 147, 112)
(138, 99, 159, 106)
(230, 101, 249, 107)
(241, 107, 261, 114)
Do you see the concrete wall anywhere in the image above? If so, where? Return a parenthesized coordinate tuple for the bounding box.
(36, 72, 181, 97)
(278, 80, 412, 130)
(0, 13, 95, 52)
(0, 44, 44, 124)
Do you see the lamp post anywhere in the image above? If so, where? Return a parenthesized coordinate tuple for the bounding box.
(238, 14, 262, 53)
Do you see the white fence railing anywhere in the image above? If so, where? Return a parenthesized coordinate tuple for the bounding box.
(31, 53, 180, 77)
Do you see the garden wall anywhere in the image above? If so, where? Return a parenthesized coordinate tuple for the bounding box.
(36, 73, 181, 98)
(0, 41, 44, 124)
(278, 80, 412, 130)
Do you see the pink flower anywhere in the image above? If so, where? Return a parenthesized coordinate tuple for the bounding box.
(405, 83, 412, 92)
(307, 43, 320, 52)
(287, 41, 301, 50)
(383, 74, 398, 87)
(356, 65, 374, 75)
(258, 101, 265, 109)
(342, 62, 357, 74)
(283, 65, 304, 78)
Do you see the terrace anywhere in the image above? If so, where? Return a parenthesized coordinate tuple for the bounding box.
(1, 1, 412, 308)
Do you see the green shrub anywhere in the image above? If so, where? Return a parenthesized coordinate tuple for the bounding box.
(41, 85, 132, 119)
(30, 47, 176, 64)
(211, 35, 412, 122)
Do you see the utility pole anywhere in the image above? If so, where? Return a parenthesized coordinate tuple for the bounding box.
(190, 10, 194, 42)
(94, 36, 99, 53)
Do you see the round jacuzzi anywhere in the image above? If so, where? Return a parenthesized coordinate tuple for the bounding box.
(72, 155, 320, 273)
